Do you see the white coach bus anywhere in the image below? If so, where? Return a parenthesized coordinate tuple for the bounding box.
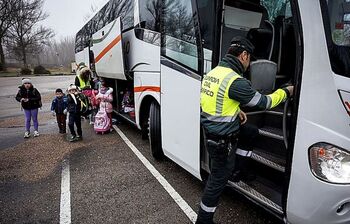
(75, 0, 350, 223)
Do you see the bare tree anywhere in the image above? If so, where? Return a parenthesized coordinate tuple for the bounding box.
(38, 36, 75, 66)
(5, 0, 54, 68)
(0, 0, 19, 70)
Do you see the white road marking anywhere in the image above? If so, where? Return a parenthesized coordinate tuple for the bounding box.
(113, 125, 198, 223)
(60, 159, 71, 224)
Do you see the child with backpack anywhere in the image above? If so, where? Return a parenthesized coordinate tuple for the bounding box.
(15, 78, 42, 138)
(95, 80, 113, 133)
(51, 88, 68, 134)
(67, 84, 83, 142)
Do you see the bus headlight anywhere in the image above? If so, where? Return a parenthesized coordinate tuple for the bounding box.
(309, 143, 350, 184)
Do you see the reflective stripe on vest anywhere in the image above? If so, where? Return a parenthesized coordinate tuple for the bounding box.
(77, 75, 90, 89)
(200, 66, 241, 122)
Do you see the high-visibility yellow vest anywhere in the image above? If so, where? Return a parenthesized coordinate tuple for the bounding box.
(77, 75, 90, 89)
(200, 66, 241, 123)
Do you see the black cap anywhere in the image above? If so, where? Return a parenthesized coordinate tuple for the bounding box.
(55, 88, 63, 93)
(230, 36, 255, 55)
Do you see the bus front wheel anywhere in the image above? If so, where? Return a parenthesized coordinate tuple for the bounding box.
(149, 101, 164, 160)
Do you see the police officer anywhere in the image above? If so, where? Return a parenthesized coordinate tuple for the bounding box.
(196, 36, 293, 224)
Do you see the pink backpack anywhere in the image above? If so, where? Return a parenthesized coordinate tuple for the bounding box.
(94, 108, 110, 134)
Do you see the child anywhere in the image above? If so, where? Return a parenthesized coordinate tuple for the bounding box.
(51, 88, 68, 134)
(67, 84, 83, 142)
(15, 78, 41, 138)
(96, 80, 113, 131)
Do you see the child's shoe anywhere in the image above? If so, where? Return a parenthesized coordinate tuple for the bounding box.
(24, 131, 30, 138)
(33, 131, 40, 137)
(69, 135, 77, 142)
(76, 135, 82, 141)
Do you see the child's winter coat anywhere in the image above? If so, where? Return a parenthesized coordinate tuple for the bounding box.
(51, 95, 68, 114)
(96, 87, 113, 113)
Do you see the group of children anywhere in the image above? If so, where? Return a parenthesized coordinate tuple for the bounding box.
(51, 81, 113, 142)
(16, 65, 114, 142)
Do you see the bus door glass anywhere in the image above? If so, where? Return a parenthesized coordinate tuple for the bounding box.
(160, 0, 203, 179)
(220, 1, 265, 59)
(197, 0, 217, 74)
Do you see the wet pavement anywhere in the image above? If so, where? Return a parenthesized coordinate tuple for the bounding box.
(0, 76, 281, 224)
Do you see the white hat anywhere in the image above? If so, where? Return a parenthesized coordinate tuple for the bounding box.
(68, 84, 77, 91)
(22, 78, 32, 85)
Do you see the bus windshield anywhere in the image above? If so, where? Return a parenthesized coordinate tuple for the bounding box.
(322, 0, 350, 77)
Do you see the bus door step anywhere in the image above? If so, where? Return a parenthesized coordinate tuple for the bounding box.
(251, 150, 285, 173)
(258, 126, 284, 141)
(227, 180, 283, 215)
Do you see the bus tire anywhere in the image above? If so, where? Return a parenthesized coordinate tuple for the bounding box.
(149, 101, 164, 160)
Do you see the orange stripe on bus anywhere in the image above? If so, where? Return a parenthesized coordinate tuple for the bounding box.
(95, 35, 122, 63)
(134, 86, 161, 93)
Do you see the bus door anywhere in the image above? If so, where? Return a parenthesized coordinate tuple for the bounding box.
(91, 17, 126, 80)
(160, 0, 203, 179)
(286, 1, 350, 223)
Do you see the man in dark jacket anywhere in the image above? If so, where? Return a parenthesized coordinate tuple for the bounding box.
(67, 84, 83, 142)
(15, 78, 41, 138)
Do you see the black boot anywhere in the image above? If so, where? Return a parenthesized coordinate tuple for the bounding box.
(231, 154, 256, 182)
(196, 207, 215, 224)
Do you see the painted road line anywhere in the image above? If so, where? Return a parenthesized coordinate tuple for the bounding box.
(113, 125, 198, 223)
(60, 159, 71, 224)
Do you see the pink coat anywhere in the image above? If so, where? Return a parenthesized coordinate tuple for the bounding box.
(96, 88, 113, 113)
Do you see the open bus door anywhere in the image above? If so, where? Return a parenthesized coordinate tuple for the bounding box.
(159, 0, 203, 179)
(91, 17, 126, 80)
(286, 1, 350, 223)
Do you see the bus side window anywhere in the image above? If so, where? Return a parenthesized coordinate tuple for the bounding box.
(136, 0, 161, 46)
(162, 0, 199, 72)
(108, 0, 134, 31)
(139, 0, 161, 32)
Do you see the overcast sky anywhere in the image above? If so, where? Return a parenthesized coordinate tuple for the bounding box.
(41, 0, 109, 40)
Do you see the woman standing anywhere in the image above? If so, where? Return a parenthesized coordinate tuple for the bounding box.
(15, 78, 42, 138)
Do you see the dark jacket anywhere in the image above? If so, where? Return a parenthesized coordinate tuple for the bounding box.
(67, 93, 82, 114)
(51, 95, 68, 114)
(15, 85, 41, 110)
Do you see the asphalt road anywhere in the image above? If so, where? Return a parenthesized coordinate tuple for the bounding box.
(0, 76, 282, 224)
